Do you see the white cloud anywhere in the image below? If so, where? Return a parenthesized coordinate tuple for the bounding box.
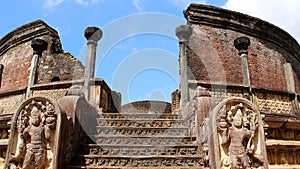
(43, 0, 64, 9)
(75, 0, 101, 5)
(75, 0, 89, 5)
(44, 0, 101, 9)
(223, 0, 300, 43)
(133, 0, 143, 12)
(171, 0, 206, 8)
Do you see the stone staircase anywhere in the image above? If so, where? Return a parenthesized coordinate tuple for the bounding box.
(66, 112, 202, 168)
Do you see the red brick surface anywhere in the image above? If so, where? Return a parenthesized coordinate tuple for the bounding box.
(188, 25, 291, 91)
(0, 41, 32, 90)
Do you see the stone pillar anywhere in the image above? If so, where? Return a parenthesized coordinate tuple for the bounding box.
(284, 63, 295, 93)
(234, 37, 251, 100)
(176, 24, 192, 109)
(284, 63, 299, 115)
(26, 39, 48, 98)
(0, 64, 3, 87)
(234, 36, 251, 86)
(83, 27, 103, 101)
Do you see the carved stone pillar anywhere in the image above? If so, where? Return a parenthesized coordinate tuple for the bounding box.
(234, 37, 251, 100)
(234, 36, 250, 86)
(191, 86, 214, 166)
(83, 27, 103, 101)
(26, 39, 48, 98)
(176, 24, 192, 109)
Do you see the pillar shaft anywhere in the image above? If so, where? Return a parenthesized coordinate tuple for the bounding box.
(26, 39, 47, 98)
(240, 53, 251, 86)
(176, 25, 192, 109)
(179, 42, 189, 108)
(234, 37, 251, 87)
(83, 27, 103, 101)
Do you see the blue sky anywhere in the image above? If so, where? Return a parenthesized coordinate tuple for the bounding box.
(1, 0, 299, 104)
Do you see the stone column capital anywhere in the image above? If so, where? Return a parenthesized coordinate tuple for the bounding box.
(234, 36, 250, 56)
(31, 39, 48, 55)
(84, 27, 103, 43)
(176, 24, 192, 44)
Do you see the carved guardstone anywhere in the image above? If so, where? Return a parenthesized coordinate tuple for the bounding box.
(5, 96, 62, 169)
(205, 97, 268, 169)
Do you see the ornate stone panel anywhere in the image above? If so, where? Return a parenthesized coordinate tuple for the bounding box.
(267, 147, 300, 165)
(255, 92, 292, 115)
(206, 97, 268, 169)
(209, 88, 243, 105)
(0, 94, 23, 114)
(72, 156, 202, 168)
(94, 136, 196, 145)
(4, 96, 62, 169)
(80, 145, 199, 156)
(33, 88, 67, 100)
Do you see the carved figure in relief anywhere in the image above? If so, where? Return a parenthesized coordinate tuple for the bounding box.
(22, 106, 51, 169)
(218, 103, 260, 169)
(8, 100, 56, 169)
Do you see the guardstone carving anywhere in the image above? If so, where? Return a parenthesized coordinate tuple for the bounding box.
(208, 97, 268, 169)
(5, 96, 61, 169)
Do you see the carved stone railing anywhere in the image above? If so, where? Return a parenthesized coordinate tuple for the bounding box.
(57, 85, 99, 165)
(182, 86, 214, 167)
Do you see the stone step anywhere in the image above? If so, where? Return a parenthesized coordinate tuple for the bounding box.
(68, 155, 202, 168)
(97, 118, 188, 128)
(78, 144, 199, 156)
(96, 126, 190, 137)
(95, 136, 196, 145)
(100, 113, 180, 120)
(66, 166, 204, 169)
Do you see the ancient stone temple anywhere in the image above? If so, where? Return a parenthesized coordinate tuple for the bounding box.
(0, 3, 300, 169)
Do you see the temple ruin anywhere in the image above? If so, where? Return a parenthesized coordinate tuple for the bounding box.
(0, 3, 299, 169)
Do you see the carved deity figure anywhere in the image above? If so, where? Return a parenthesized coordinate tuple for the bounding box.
(8, 100, 56, 169)
(218, 103, 259, 169)
(226, 111, 251, 168)
(22, 106, 51, 169)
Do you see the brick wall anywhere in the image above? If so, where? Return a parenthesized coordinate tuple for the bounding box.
(184, 4, 300, 94)
(188, 25, 243, 84)
(0, 41, 32, 90)
(37, 52, 84, 83)
(0, 20, 84, 92)
(187, 20, 296, 92)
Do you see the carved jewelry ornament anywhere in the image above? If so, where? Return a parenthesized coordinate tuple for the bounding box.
(5, 96, 61, 169)
(209, 97, 268, 169)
